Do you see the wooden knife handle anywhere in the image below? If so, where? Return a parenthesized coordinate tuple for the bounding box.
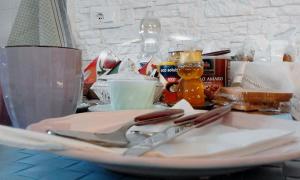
(173, 112, 204, 124)
(134, 109, 184, 122)
(174, 104, 232, 125)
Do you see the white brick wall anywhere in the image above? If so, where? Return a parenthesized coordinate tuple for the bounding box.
(1, 0, 300, 66)
(71, 0, 300, 65)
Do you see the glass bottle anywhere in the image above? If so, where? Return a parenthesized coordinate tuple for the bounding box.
(177, 50, 205, 108)
(137, 1, 161, 67)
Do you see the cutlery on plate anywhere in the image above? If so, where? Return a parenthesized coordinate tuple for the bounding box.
(47, 109, 184, 147)
(123, 104, 232, 156)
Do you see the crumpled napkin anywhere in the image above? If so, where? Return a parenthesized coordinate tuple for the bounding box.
(128, 100, 295, 157)
(230, 62, 295, 92)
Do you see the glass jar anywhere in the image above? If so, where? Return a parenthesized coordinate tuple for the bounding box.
(177, 50, 205, 108)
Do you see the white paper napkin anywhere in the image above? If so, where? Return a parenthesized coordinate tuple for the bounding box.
(151, 124, 294, 158)
(230, 62, 299, 93)
(128, 100, 295, 157)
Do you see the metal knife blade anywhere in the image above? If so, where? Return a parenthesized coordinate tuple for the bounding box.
(123, 125, 187, 156)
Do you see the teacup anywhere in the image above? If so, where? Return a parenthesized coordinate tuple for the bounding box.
(108, 79, 156, 110)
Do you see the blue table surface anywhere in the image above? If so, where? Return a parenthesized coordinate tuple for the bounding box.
(0, 145, 135, 180)
(1, 144, 300, 180)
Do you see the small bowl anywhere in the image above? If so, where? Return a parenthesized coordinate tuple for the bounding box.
(91, 80, 163, 105)
(108, 79, 157, 110)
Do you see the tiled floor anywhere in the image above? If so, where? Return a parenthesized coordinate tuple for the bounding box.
(0, 145, 300, 180)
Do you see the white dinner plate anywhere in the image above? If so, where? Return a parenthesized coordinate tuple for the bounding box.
(28, 111, 300, 177)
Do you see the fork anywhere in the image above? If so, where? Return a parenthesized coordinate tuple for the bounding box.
(47, 109, 184, 147)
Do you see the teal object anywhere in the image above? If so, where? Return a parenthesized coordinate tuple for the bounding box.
(109, 80, 156, 110)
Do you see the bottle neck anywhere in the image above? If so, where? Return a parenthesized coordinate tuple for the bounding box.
(147, 0, 156, 12)
(145, 8, 155, 18)
(139, 0, 161, 36)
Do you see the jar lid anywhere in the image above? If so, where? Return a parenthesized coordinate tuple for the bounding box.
(179, 50, 202, 64)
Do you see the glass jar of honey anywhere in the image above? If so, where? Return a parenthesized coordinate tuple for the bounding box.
(177, 50, 205, 108)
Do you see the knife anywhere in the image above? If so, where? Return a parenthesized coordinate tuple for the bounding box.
(123, 104, 232, 156)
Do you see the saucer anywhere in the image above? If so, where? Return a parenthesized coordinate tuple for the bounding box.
(88, 104, 168, 112)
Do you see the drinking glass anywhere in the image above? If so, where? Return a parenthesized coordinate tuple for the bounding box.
(0, 46, 82, 128)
